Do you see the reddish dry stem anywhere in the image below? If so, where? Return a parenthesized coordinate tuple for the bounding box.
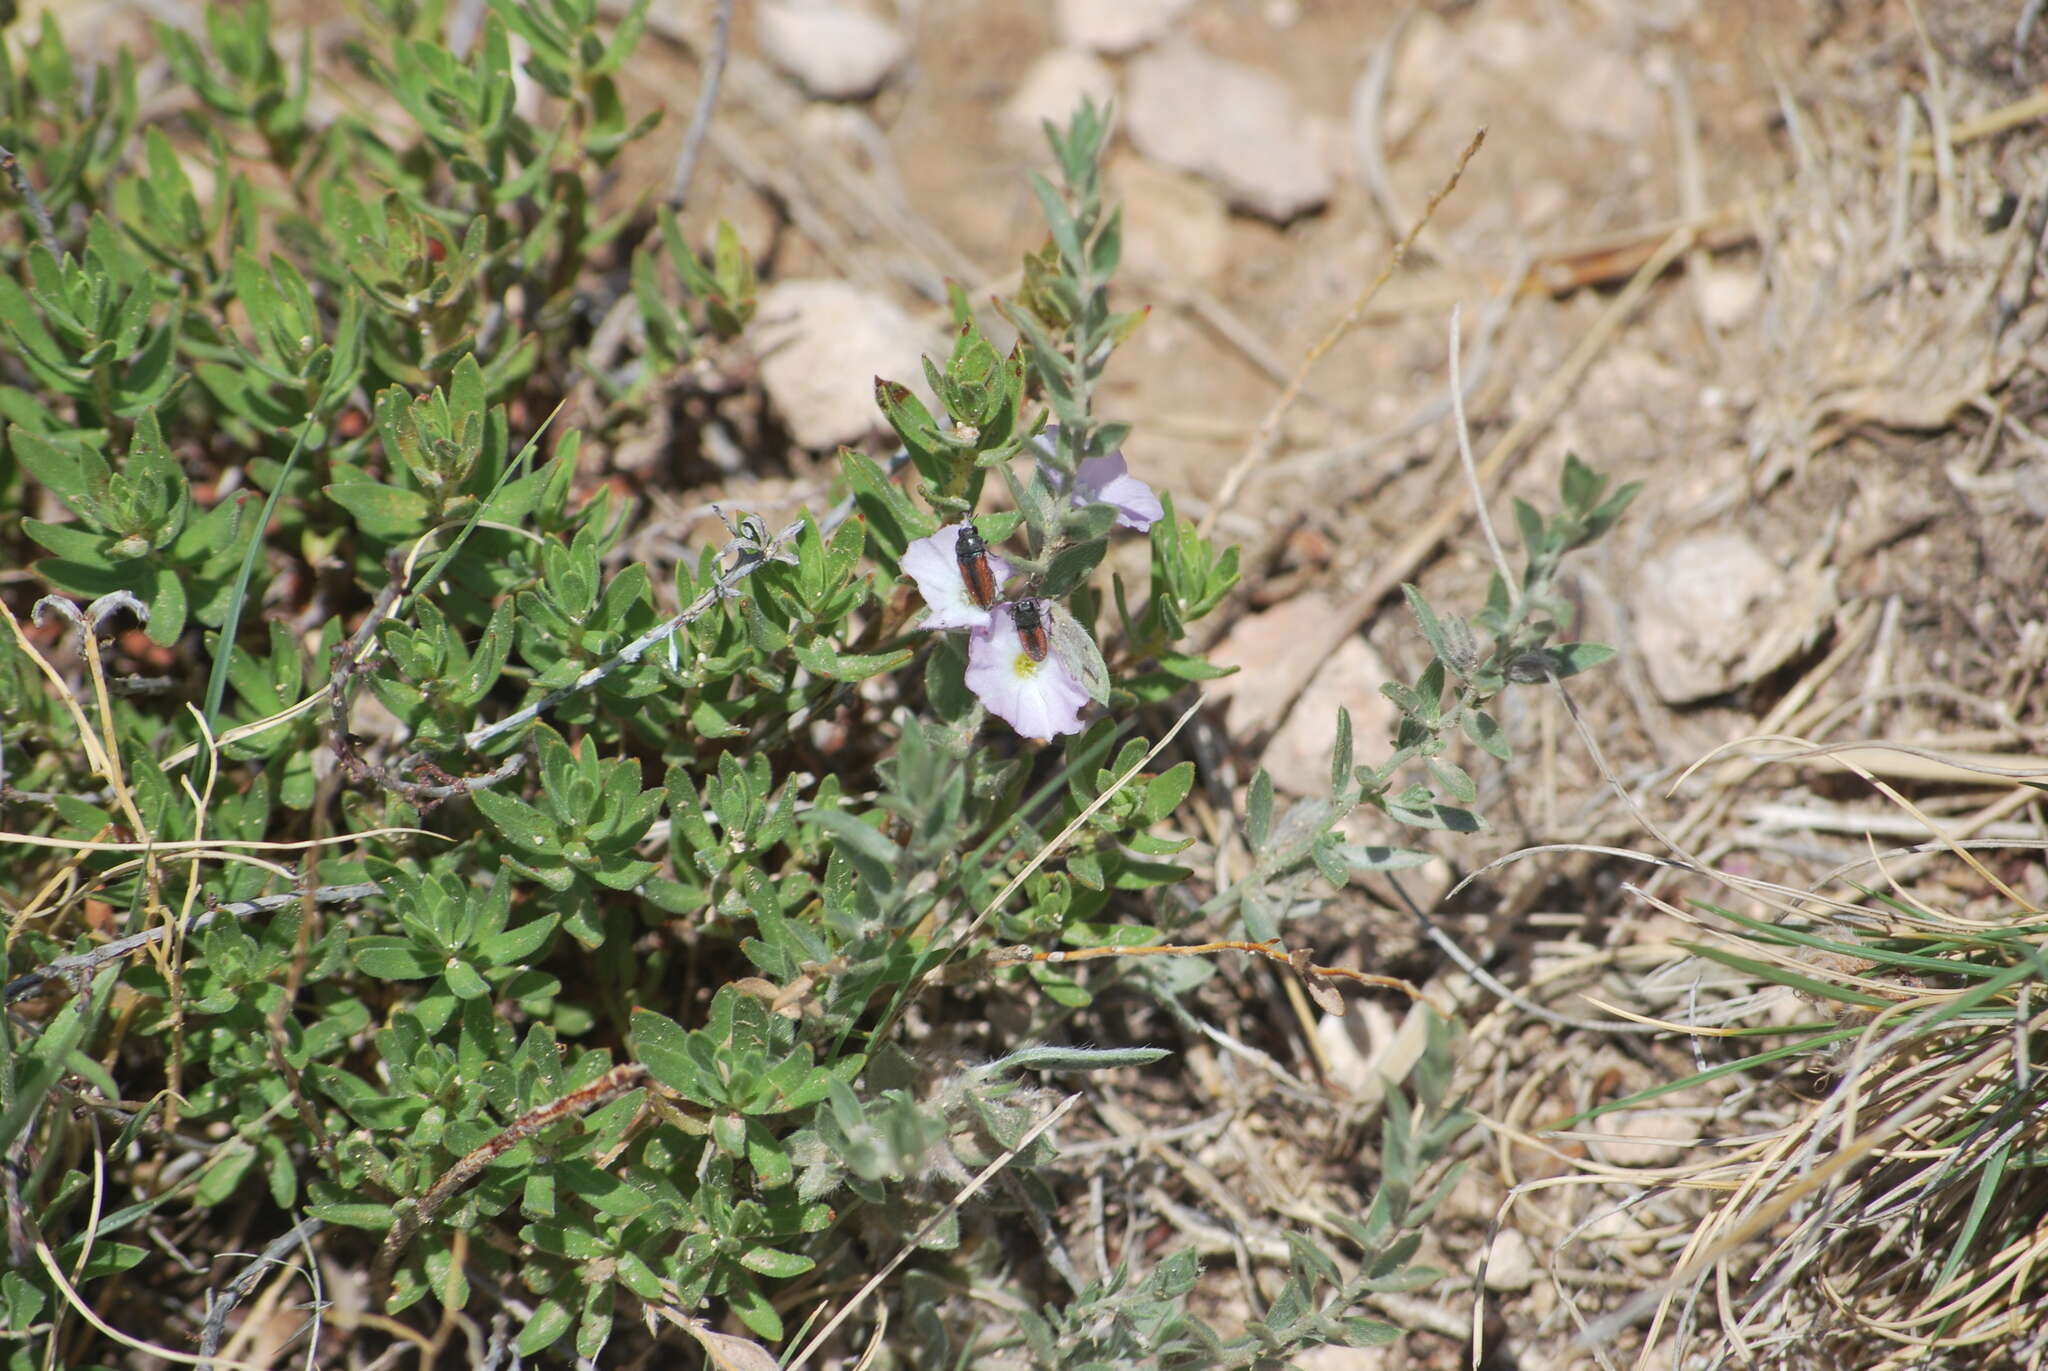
(370, 1062, 650, 1305)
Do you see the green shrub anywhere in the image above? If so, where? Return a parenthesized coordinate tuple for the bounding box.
(0, 4, 1633, 1365)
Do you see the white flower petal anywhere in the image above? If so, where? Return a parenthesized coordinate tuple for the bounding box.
(965, 607, 1090, 740)
(902, 522, 1012, 630)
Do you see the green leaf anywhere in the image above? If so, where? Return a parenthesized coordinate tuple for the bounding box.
(1333, 844, 1435, 874)
(1384, 797, 1482, 833)
(0, 971, 106, 1152)
(723, 1270, 783, 1341)
(989, 1045, 1170, 1074)
(1141, 762, 1194, 823)
(1560, 450, 1603, 514)
(1246, 769, 1274, 850)
(144, 564, 188, 646)
(1548, 641, 1617, 678)
(349, 936, 440, 980)
(1427, 759, 1476, 805)
(629, 1009, 701, 1096)
(1041, 537, 1106, 600)
(1401, 583, 1454, 666)
(804, 809, 898, 889)
(324, 481, 431, 538)
(443, 959, 491, 999)
(1461, 708, 1510, 762)
(738, 1246, 815, 1279)
(472, 788, 564, 855)
(791, 640, 912, 681)
(477, 915, 558, 965)
(515, 1296, 575, 1356)
(839, 448, 932, 563)
(304, 1202, 396, 1230)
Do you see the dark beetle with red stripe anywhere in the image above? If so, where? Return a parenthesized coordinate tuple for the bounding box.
(1010, 598, 1050, 662)
(955, 522, 999, 610)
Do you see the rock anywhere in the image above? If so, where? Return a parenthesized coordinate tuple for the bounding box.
(1314, 999, 1397, 1097)
(1588, 1105, 1700, 1168)
(1054, 0, 1194, 55)
(751, 280, 939, 450)
(1697, 262, 1764, 330)
(1125, 39, 1332, 223)
(1631, 532, 1836, 703)
(1260, 636, 1400, 798)
(1482, 1228, 1540, 1292)
(1382, 12, 1658, 151)
(1108, 155, 1229, 280)
(1001, 48, 1118, 155)
(1535, 44, 1658, 142)
(758, 1, 905, 101)
(1379, 10, 1458, 149)
(1203, 591, 1343, 739)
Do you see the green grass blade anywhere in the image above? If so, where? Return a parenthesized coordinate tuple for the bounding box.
(203, 413, 315, 727)
(1564, 1025, 1861, 1127)
(1678, 941, 1894, 1009)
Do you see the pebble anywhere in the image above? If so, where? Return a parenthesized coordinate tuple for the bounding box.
(1001, 48, 1118, 155)
(1482, 1228, 1540, 1292)
(1203, 591, 1343, 739)
(1125, 39, 1332, 223)
(1630, 531, 1835, 703)
(751, 280, 939, 450)
(758, 1, 906, 101)
(1259, 635, 1399, 798)
(1108, 156, 1229, 280)
(1697, 262, 1764, 330)
(1054, 0, 1195, 55)
(1588, 1105, 1701, 1168)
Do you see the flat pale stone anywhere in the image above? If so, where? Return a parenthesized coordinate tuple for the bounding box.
(1698, 262, 1764, 330)
(1001, 48, 1118, 155)
(1126, 38, 1332, 223)
(1482, 1229, 1540, 1292)
(751, 280, 939, 450)
(758, 1, 905, 101)
(1589, 1105, 1701, 1168)
(1054, 0, 1195, 54)
(1631, 532, 1835, 703)
(1203, 591, 1342, 738)
(1260, 635, 1400, 798)
(1109, 155, 1229, 280)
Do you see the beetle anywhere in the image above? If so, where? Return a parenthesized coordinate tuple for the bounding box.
(1010, 597, 1050, 662)
(954, 522, 999, 610)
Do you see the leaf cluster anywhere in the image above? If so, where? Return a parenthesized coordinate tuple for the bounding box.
(0, 13, 1644, 1367)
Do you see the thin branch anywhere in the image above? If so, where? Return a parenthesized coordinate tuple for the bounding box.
(462, 514, 807, 754)
(3, 883, 381, 1005)
(0, 141, 59, 256)
(1200, 128, 1486, 539)
(667, 0, 733, 206)
(369, 1063, 649, 1304)
(1448, 301, 1516, 609)
(197, 1217, 328, 1370)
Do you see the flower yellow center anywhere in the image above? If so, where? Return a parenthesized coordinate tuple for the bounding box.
(1010, 651, 1041, 679)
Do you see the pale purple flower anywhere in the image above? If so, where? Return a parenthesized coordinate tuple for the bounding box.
(965, 603, 1090, 741)
(1072, 452, 1163, 531)
(902, 522, 1013, 630)
(1031, 426, 1162, 531)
